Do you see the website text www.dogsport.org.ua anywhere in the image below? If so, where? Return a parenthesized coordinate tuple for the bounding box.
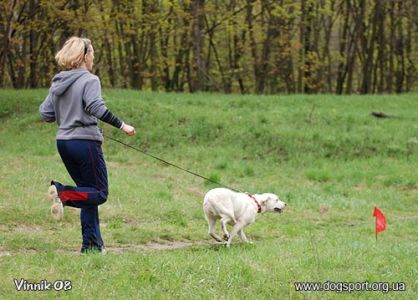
(294, 280, 406, 293)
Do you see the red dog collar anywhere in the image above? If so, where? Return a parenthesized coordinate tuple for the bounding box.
(246, 193, 261, 213)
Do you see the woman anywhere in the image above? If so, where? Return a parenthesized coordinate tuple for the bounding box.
(39, 36, 136, 253)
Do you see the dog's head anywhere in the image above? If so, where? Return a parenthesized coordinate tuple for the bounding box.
(255, 193, 287, 213)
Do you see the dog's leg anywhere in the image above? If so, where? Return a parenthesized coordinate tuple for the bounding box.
(220, 217, 230, 241)
(226, 221, 247, 247)
(238, 229, 250, 243)
(207, 217, 223, 242)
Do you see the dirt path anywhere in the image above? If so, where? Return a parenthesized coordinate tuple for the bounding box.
(106, 240, 214, 254)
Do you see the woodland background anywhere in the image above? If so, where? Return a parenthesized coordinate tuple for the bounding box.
(1, 0, 418, 94)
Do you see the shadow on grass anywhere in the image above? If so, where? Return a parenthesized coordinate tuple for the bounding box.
(191, 241, 257, 253)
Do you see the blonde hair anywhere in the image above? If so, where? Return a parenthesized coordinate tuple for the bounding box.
(55, 37, 92, 69)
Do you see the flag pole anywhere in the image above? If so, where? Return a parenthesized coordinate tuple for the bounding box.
(374, 206, 377, 241)
(373, 206, 386, 241)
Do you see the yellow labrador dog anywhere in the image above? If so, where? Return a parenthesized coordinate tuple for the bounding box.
(203, 188, 286, 247)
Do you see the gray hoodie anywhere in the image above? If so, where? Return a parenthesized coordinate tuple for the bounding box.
(39, 68, 108, 142)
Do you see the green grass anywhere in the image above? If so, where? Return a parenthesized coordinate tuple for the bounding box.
(0, 89, 417, 299)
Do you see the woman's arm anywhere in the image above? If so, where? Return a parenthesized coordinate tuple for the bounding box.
(83, 77, 124, 127)
(83, 76, 136, 135)
(39, 94, 56, 122)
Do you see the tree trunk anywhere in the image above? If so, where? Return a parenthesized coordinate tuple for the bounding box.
(190, 0, 206, 92)
(336, 0, 351, 94)
(257, 1, 280, 94)
(376, 0, 385, 94)
(302, 0, 314, 93)
(246, 0, 259, 93)
(394, 0, 405, 93)
(360, 0, 379, 94)
(148, 0, 159, 92)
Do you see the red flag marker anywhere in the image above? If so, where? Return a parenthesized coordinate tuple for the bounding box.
(373, 207, 386, 240)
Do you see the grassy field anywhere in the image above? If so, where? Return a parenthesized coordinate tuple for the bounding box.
(0, 89, 417, 299)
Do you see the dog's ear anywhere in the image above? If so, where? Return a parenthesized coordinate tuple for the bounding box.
(256, 194, 270, 204)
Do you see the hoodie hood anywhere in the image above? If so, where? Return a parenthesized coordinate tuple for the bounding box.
(50, 69, 89, 96)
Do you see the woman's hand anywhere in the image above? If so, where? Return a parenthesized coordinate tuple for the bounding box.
(121, 123, 136, 136)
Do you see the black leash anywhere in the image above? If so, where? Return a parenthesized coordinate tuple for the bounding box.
(104, 135, 243, 193)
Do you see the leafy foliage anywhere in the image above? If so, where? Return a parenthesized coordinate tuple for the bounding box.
(1, 0, 418, 94)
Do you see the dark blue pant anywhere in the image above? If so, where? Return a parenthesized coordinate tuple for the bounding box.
(55, 139, 108, 251)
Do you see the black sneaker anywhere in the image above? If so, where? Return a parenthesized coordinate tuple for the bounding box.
(80, 246, 106, 255)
